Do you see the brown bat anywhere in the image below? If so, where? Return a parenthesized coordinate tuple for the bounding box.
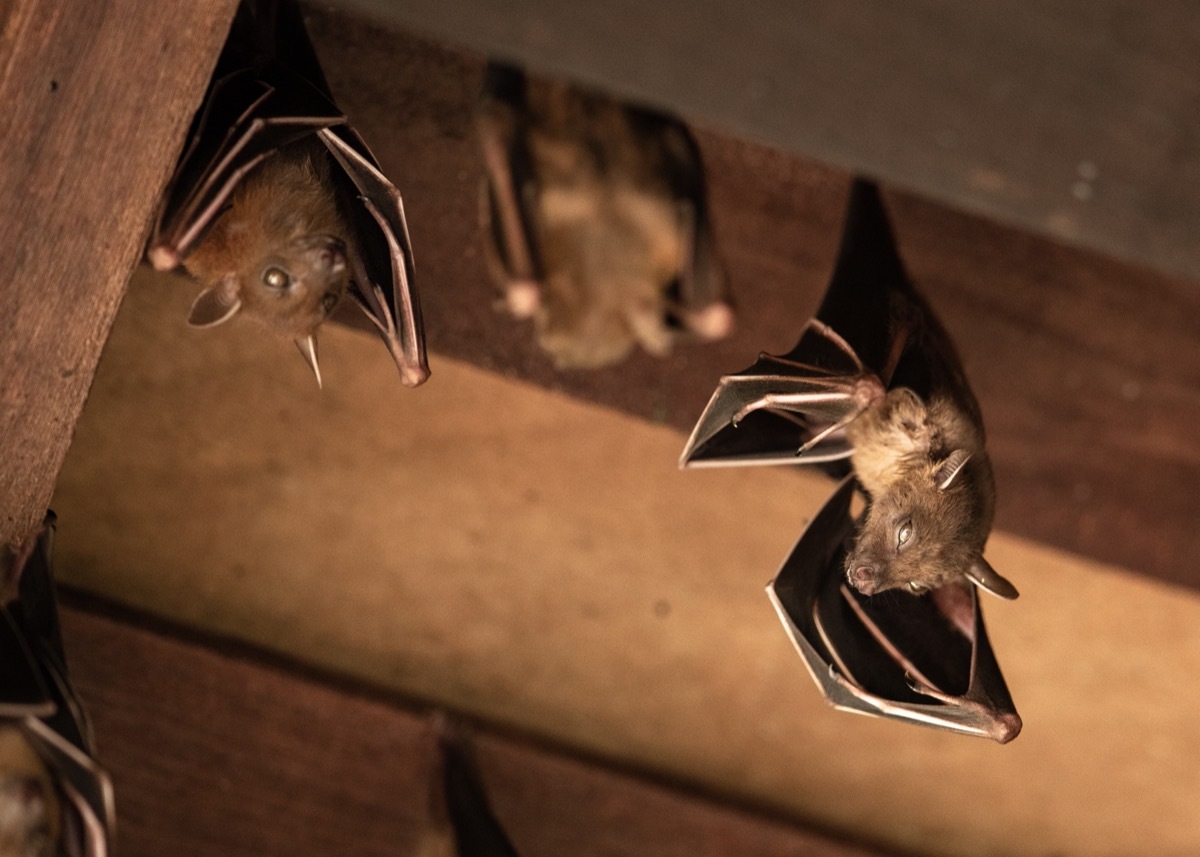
(2, 514, 114, 856)
(681, 179, 1016, 600)
(0, 726, 59, 857)
(682, 180, 1022, 738)
(477, 63, 734, 369)
(843, 385, 1014, 598)
(148, 0, 428, 388)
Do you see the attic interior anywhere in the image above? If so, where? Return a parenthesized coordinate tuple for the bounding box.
(4, 0, 1200, 855)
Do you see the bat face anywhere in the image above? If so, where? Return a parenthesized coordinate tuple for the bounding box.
(845, 387, 997, 596)
(183, 140, 350, 338)
(0, 727, 59, 857)
(845, 456, 993, 595)
(480, 66, 733, 370)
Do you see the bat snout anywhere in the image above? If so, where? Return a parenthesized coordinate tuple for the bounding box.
(847, 564, 881, 595)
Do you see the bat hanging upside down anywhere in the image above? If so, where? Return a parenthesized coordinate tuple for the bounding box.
(477, 63, 734, 369)
(148, 0, 428, 388)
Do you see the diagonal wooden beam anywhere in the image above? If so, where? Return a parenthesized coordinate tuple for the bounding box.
(0, 0, 240, 546)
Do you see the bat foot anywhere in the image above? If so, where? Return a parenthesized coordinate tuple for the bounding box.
(505, 280, 541, 319)
(682, 301, 736, 341)
(147, 244, 181, 271)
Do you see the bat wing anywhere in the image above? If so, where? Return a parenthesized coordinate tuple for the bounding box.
(148, 64, 345, 271)
(679, 319, 882, 467)
(319, 127, 429, 387)
(766, 479, 1021, 742)
(2, 515, 115, 855)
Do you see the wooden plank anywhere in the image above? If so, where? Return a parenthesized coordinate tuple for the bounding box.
(59, 595, 891, 857)
(0, 0, 239, 546)
(303, 13, 1200, 590)
(330, 0, 1200, 286)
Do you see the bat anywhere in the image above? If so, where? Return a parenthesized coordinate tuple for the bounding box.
(2, 513, 115, 856)
(477, 62, 734, 369)
(680, 179, 1022, 738)
(680, 179, 1017, 599)
(416, 716, 520, 857)
(147, 0, 428, 388)
(766, 477, 1022, 742)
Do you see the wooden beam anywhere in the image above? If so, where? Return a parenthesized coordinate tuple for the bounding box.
(330, 0, 1200, 286)
(61, 595, 891, 857)
(0, 0, 239, 546)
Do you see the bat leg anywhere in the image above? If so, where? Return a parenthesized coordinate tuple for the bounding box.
(671, 200, 733, 341)
(476, 101, 538, 287)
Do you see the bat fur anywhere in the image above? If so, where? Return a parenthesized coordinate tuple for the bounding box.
(0, 726, 58, 857)
(183, 136, 350, 340)
(844, 387, 1016, 599)
(480, 67, 733, 369)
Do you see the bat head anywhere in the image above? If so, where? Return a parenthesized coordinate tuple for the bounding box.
(186, 232, 349, 339)
(184, 143, 352, 340)
(845, 449, 1018, 599)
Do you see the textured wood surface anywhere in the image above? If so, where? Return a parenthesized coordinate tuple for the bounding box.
(61, 596, 889, 857)
(0, 0, 238, 546)
(333, 0, 1200, 286)
(303, 11, 1200, 590)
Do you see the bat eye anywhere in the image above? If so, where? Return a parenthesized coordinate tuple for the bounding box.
(897, 520, 913, 548)
(262, 266, 291, 291)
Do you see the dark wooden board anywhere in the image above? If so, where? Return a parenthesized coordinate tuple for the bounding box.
(303, 10, 1200, 590)
(329, 0, 1200, 287)
(61, 596, 892, 857)
(0, 0, 240, 546)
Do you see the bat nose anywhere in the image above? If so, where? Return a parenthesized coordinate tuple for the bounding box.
(848, 565, 879, 594)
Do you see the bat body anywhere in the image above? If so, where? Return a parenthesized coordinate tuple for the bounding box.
(149, 0, 428, 387)
(2, 514, 114, 855)
(182, 135, 350, 340)
(843, 376, 1013, 599)
(478, 64, 733, 369)
(683, 180, 1022, 738)
(0, 726, 59, 857)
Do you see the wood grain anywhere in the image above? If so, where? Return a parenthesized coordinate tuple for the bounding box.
(304, 12, 1200, 590)
(0, 0, 238, 546)
(60, 596, 891, 857)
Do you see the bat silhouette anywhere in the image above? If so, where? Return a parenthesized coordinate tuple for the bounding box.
(477, 62, 733, 369)
(416, 716, 520, 857)
(147, 0, 428, 388)
(2, 513, 115, 855)
(681, 179, 1021, 739)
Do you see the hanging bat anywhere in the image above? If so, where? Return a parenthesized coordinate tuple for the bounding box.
(2, 513, 115, 856)
(416, 716, 520, 857)
(477, 62, 734, 370)
(766, 476, 1022, 742)
(681, 179, 1017, 600)
(147, 0, 428, 388)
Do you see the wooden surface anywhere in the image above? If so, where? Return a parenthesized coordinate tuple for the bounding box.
(0, 0, 238, 546)
(331, 0, 1200, 286)
(61, 595, 890, 857)
(303, 11, 1200, 591)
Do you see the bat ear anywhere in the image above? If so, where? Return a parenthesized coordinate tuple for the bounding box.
(187, 277, 242, 328)
(965, 555, 1019, 600)
(294, 335, 323, 389)
(934, 449, 972, 490)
